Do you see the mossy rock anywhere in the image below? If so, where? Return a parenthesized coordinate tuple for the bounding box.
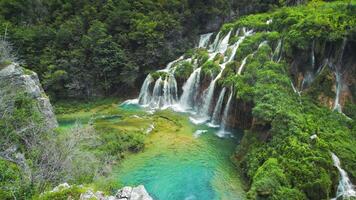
(150, 71, 168, 80)
(36, 185, 86, 200)
(202, 61, 220, 78)
(174, 61, 193, 79)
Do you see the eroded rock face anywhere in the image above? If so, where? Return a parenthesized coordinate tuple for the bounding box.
(0, 63, 58, 129)
(79, 185, 153, 200)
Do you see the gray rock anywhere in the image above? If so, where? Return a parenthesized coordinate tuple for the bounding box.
(0, 63, 58, 129)
(116, 185, 153, 200)
(116, 186, 132, 199)
(130, 185, 153, 200)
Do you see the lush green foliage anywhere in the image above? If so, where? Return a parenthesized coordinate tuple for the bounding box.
(174, 61, 193, 79)
(1, 0, 273, 100)
(212, 1, 356, 199)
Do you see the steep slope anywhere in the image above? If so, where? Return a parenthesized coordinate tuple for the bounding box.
(131, 1, 356, 199)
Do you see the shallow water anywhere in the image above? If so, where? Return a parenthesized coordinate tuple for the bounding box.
(57, 103, 245, 200)
(115, 106, 245, 200)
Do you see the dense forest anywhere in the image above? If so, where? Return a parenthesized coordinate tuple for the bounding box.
(0, 0, 283, 100)
(1, 0, 356, 200)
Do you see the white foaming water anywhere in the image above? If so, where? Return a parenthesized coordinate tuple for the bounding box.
(238, 54, 252, 75)
(273, 39, 282, 62)
(121, 99, 139, 105)
(333, 71, 342, 113)
(138, 74, 154, 105)
(151, 77, 163, 108)
(209, 32, 221, 52)
(219, 88, 234, 135)
(209, 87, 226, 127)
(193, 130, 208, 138)
(198, 33, 214, 48)
(228, 30, 253, 63)
(238, 40, 268, 75)
(133, 28, 254, 135)
(179, 67, 202, 111)
(331, 153, 356, 200)
(199, 70, 223, 120)
(217, 30, 232, 54)
(145, 124, 155, 134)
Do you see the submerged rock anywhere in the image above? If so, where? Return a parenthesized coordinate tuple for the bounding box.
(0, 63, 58, 129)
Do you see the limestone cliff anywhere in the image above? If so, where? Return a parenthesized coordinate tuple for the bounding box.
(0, 63, 58, 129)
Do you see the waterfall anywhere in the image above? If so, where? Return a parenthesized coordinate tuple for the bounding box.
(333, 70, 342, 113)
(228, 30, 253, 63)
(209, 87, 227, 127)
(238, 54, 252, 75)
(209, 32, 221, 52)
(151, 77, 163, 108)
(199, 70, 224, 119)
(217, 30, 232, 54)
(311, 39, 315, 70)
(331, 153, 356, 200)
(273, 39, 282, 62)
(238, 41, 267, 75)
(218, 88, 234, 134)
(138, 74, 154, 105)
(301, 71, 314, 90)
(333, 38, 347, 113)
(178, 67, 202, 111)
(221, 88, 234, 131)
(291, 81, 301, 97)
(160, 56, 184, 72)
(162, 75, 176, 108)
(198, 33, 214, 48)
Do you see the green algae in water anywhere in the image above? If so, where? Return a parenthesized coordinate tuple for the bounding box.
(115, 109, 245, 200)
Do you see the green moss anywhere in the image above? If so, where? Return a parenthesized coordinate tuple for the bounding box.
(194, 49, 209, 66)
(0, 159, 31, 200)
(174, 61, 193, 79)
(35, 185, 86, 200)
(150, 71, 168, 80)
(0, 60, 12, 70)
(305, 67, 335, 106)
(247, 158, 289, 199)
(201, 61, 220, 77)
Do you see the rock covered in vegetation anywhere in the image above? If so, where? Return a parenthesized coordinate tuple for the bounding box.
(41, 183, 153, 200)
(0, 63, 58, 129)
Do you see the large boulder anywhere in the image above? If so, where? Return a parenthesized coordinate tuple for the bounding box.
(0, 63, 58, 129)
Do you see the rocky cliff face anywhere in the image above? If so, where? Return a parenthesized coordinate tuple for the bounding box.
(0, 63, 58, 129)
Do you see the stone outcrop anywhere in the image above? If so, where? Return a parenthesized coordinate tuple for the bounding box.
(47, 183, 153, 200)
(80, 185, 153, 200)
(0, 63, 58, 129)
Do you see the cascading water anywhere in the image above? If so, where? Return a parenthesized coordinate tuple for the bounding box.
(191, 29, 251, 124)
(178, 67, 202, 111)
(334, 70, 342, 113)
(333, 38, 347, 113)
(273, 39, 282, 62)
(238, 54, 252, 75)
(135, 27, 253, 132)
(208, 87, 226, 127)
(151, 77, 163, 108)
(228, 30, 254, 63)
(209, 32, 221, 52)
(217, 30, 232, 54)
(238, 41, 267, 75)
(331, 153, 356, 200)
(162, 74, 178, 109)
(138, 74, 154, 105)
(218, 88, 234, 137)
(198, 33, 214, 48)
